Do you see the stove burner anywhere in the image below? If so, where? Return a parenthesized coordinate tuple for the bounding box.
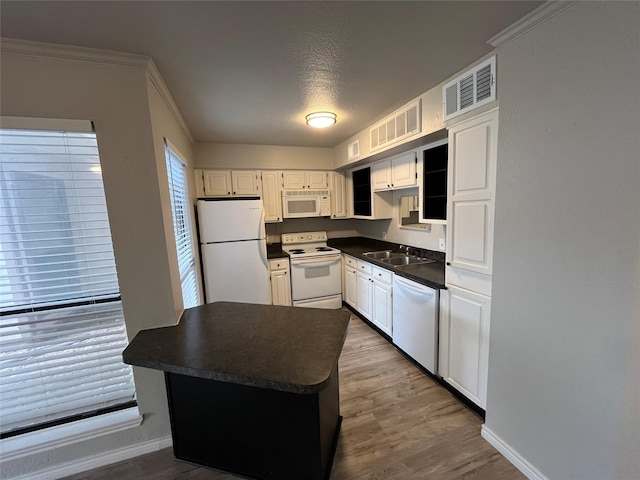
(316, 247, 333, 251)
(289, 249, 305, 254)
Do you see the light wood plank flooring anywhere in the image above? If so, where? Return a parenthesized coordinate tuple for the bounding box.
(62, 312, 524, 480)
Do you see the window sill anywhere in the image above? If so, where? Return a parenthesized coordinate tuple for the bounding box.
(0, 407, 142, 462)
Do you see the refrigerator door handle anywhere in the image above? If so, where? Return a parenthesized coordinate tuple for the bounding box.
(259, 207, 266, 240)
(259, 240, 269, 270)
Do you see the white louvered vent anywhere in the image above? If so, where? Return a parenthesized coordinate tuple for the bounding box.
(370, 99, 421, 151)
(443, 56, 496, 121)
(347, 140, 360, 160)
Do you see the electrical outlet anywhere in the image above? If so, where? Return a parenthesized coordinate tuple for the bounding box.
(439, 238, 445, 250)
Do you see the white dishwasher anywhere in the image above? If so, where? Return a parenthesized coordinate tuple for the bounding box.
(392, 276, 439, 375)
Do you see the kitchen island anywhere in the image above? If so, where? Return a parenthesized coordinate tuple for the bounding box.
(123, 301, 350, 480)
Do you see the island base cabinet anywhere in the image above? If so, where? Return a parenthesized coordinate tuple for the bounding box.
(165, 369, 341, 480)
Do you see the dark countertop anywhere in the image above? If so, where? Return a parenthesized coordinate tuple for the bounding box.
(123, 302, 350, 394)
(328, 237, 446, 289)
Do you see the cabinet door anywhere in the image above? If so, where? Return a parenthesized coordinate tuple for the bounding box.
(356, 271, 373, 319)
(282, 171, 307, 189)
(307, 171, 328, 189)
(330, 172, 346, 219)
(391, 151, 417, 188)
(440, 285, 490, 408)
(270, 269, 291, 306)
(447, 109, 498, 275)
(232, 171, 260, 195)
(261, 171, 283, 223)
(203, 170, 232, 196)
(372, 280, 392, 336)
(372, 161, 392, 191)
(344, 265, 357, 308)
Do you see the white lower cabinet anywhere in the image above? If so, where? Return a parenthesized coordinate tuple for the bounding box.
(343, 255, 393, 336)
(356, 264, 373, 320)
(371, 267, 393, 336)
(439, 285, 490, 408)
(269, 259, 291, 306)
(344, 264, 357, 308)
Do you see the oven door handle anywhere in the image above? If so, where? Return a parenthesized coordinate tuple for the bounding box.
(291, 255, 342, 267)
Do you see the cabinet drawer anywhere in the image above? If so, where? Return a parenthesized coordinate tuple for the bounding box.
(344, 255, 357, 268)
(269, 259, 289, 271)
(371, 266, 392, 284)
(356, 260, 372, 275)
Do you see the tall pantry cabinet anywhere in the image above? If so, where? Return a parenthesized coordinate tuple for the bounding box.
(440, 108, 498, 409)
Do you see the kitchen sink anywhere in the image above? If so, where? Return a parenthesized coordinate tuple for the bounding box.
(381, 256, 436, 266)
(362, 250, 399, 259)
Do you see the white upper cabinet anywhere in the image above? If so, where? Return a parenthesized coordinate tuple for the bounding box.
(329, 172, 347, 219)
(200, 170, 261, 197)
(261, 171, 283, 223)
(391, 151, 417, 188)
(202, 170, 232, 196)
(232, 170, 261, 195)
(348, 166, 393, 220)
(446, 109, 498, 277)
(372, 151, 417, 191)
(282, 171, 328, 190)
(372, 161, 392, 191)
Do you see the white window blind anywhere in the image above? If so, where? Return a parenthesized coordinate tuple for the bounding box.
(0, 126, 136, 437)
(164, 143, 200, 309)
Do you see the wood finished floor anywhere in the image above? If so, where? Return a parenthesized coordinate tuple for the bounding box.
(62, 312, 524, 480)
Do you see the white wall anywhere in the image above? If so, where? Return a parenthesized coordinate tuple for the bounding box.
(333, 85, 444, 169)
(0, 45, 179, 478)
(195, 142, 334, 170)
(146, 72, 203, 317)
(486, 3, 640, 479)
(355, 187, 446, 252)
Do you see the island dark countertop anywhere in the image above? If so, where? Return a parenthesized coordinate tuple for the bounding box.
(329, 237, 446, 289)
(123, 301, 350, 394)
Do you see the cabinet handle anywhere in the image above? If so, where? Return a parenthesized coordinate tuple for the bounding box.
(228, 192, 231, 195)
(446, 262, 451, 266)
(233, 191, 236, 195)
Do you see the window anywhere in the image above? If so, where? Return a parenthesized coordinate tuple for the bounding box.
(164, 142, 200, 309)
(0, 120, 136, 438)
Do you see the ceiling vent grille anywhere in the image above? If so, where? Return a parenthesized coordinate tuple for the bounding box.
(347, 140, 360, 160)
(443, 56, 496, 121)
(370, 99, 421, 152)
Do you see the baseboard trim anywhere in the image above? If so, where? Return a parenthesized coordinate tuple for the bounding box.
(8, 435, 173, 480)
(481, 426, 548, 480)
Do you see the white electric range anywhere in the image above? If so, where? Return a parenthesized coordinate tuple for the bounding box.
(281, 231, 342, 309)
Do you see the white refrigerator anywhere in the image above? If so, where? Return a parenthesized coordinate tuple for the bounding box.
(197, 198, 271, 305)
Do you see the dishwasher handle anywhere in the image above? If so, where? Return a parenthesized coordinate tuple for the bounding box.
(394, 276, 435, 297)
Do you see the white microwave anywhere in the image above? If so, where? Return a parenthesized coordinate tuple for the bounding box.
(282, 190, 331, 218)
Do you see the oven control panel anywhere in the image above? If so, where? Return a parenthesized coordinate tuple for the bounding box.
(282, 231, 328, 245)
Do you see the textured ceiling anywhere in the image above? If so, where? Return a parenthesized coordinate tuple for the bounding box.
(1, 1, 542, 147)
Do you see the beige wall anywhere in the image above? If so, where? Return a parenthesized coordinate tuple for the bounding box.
(0, 46, 178, 478)
(146, 72, 203, 318)
(332, 83, 444, 169)
(355, 188, 446, 252)
(195, 142, 334, 170)
(486, 3, 640, 479)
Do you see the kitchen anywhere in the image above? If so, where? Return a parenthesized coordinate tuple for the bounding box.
(0, 2, 638, 480)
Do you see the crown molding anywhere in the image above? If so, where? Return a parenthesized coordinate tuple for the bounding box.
(146, 61, 194, 143)
(1, 37, 194, 142)
(488, 1, 575, 48)
(1, 37, 149, 68)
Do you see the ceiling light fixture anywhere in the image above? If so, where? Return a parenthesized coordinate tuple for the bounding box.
(305, 112, 337, 128)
